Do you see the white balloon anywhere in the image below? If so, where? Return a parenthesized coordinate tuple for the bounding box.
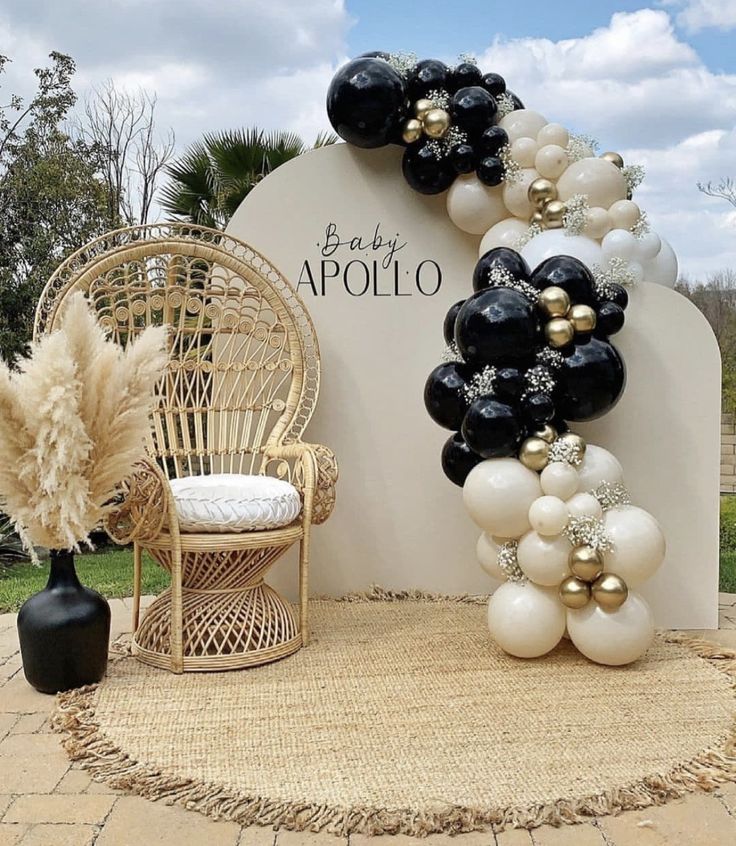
(608, 199, 641, 231)
(535, 144, 568, 179)
(510, 137, 538, 167)
(528, 495, 569, 536)
(567, 591, 655, 665)
(499, 109, 548, 144)
(463, 458, 543, 538)
(517, 531, 572, 586)
(602, 505, 666, 587)
(520, 230, 603, 272)
(503, 167, 540, 218)
(566, 492, 603, 520)
(479, 218, 529, 255)
(540, 461, 579, 500)
(627, 261, 644, 284)
(637, 230, 662, 260)
(583, 206, 612, 240)
(642, 236, 678, 288)
(446, 175, 507, 235)
(576, 445, 624, 492)
(476, 533, 504, 581)
(536, 122, 569, 148)
(601, 228, 638, 261)
(556, 158, 627, 209)
(488, 581, 566, 658)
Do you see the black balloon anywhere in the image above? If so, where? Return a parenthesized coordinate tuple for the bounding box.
(494, 367, 525, 402)
(357, 51, 391, 60)
(522, 392, 555, 426)
(327, 58, 406, 148)
(596, 302, 625, 336)
(530, 255, 596, 306)
(455, 288, 538, 366)
(451, 62, 483, 90)
(441, 432, 482, 487)
(451, 86, 497, 137)
(607, 283, 629, 310)
(407, 59, 449, 99)
(443, 299, 465, 344)
(482, 72, 506, 96)
(462, 398, 522, 458)
(473, 247, 531, 292)
(556, 337, 626, 421)
(449, 143, 476, 174)
(478, 125, 508, 156)
(507, 90, 525, 110)
(402, 143, 456, 194)
(477, 156, 504, 186)
(424, 362, 472, 430)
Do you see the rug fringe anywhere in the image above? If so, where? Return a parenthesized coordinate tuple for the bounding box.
(50, 602, 736, 838)
(326, 585, 488, 605)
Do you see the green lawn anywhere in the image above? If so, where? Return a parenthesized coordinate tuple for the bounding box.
(0, 548, 169, 612)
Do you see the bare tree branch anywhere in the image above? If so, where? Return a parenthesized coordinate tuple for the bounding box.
(697, 177, 736, 209)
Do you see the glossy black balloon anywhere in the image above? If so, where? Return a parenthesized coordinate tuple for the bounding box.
(482, 72, 506, 96)
(451, 86, 497, 137)
(462, 398, 522, 459)
(494, 367, 525, 402)
(357, 51, 391, 60)
(327, 58, 407, 148)
(407, 59, 449, 99)
(402, 143, 456, 194)
(477, 156, 504, 186)
(473, 247, 531, 292)
(449, 143, 476, 174)
(596, 301, 625, 336)
(455, 288, 538, 366)
(443, 299, 465, 344)
(530, 255, 596, 306)
(424, 362, 472, 430)
(507, 90, 525, 109)
(451, 62, 483, 90)
(607, 283, 629, 310)
(556, 337, 626, 421)
(478, 125, 508, 156)
(522, 392, 555, 426)
(441, 432, 482, 487)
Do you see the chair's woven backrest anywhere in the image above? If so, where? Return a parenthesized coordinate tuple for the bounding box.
(34, 224, 320, 479)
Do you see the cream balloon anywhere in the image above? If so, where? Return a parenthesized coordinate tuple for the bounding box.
(510, 137, 538, 168)
(520, 230, 603, 272)
(540, 461, 579, 499)
(637, 230, 662, 260)
(479, 218, 529, 255)
(536, 122, 569, 148)
(576, 444, 624, 492)
(446, 175, 507, 235)
(517, 531, 572, 586)
(535, 144, 569, 180)
(608, 199, 640, 231)
(602, 505, 666, 587)
(476, 533, 504, 581)
(566, 492, 603, 520)
(502, 167, 540, 219)
(487, 582, 566, 658)
(556, 157, 627, 209)
(499, 109, 548, 144)
(601, 228, 638, 261)
(528, 495, 569, 536)
(642, 236, 678, 288)
(583, 207, 612, 240)
(566, 591, 655, 665)
(463, 458, 543, 538)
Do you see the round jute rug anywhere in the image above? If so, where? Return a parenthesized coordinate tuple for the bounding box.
(52, 593, 736, 837)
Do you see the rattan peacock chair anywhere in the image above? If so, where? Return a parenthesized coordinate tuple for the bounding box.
(34, 223, 338, 673)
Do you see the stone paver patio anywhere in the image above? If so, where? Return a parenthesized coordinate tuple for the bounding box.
(1, 595, 736, 845)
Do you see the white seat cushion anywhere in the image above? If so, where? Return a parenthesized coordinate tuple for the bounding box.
(169, 474, 302, 533)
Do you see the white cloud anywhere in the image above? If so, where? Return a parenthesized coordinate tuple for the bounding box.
(664, 0, 736, 33)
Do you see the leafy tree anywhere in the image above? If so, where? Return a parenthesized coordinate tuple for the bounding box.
(160, 128, 336, 229)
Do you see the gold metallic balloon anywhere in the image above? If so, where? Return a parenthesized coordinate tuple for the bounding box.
(601, 151, 624, 169)
(569, 303, 597, 333)
(542, 199, 566, 229)
(528, 177, 558, 209)
(423, 108, 451, 139)
(544, 317, 574, 349)
(402, 118, 423, 144)
(569, 545, 604, 582)
(531, 210, 544, 226)
(533, 424, 558, 444)
(414, 98, 434, 120)
(518, 437, 550, 471)
(592, 573, 629, 610)
(559, 576, 591, 609)
(538, 285, 571, 318)
(558, 431, 586, 456)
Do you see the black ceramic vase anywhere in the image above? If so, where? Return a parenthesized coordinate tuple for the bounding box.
(17, 549, 111, 694)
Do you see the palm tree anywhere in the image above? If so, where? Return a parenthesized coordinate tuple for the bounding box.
(160, 128, 336, 229)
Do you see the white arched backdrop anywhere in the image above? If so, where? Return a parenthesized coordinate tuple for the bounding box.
(227, 144, 721, 629)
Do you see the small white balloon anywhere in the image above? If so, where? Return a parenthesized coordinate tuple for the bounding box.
(601, 228, 638, 261)
(636, 230, 662, 260)
(603, 505, 666, 587)
(446, 174, 507, 235)
(463, 458, 543, 538)
(627, 260, 644, 284)
(499, 109, 548, 144)
(540, 461, 579, 499)
(556, 157, 627, 209)
(517, 531, 572, 586)
(528, 495, 569, 537)
(510, 137, 538, 168)
(479, 218, 530, 254)
(477, 533, 504, 581)
(503, 167, 540, 219)
(576, 445, 624, 492)
(567, 591, 655, 666)
(488, 581, 566, 658)
(583, 206, 612, 240)
(536, 122, 569, 148)
(642, 236, 678, 288)
(566, 492, 603, 520)
(608, 199, 641, 231)
(535, 144, 569, 179)
(521, 230, 603, 271)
